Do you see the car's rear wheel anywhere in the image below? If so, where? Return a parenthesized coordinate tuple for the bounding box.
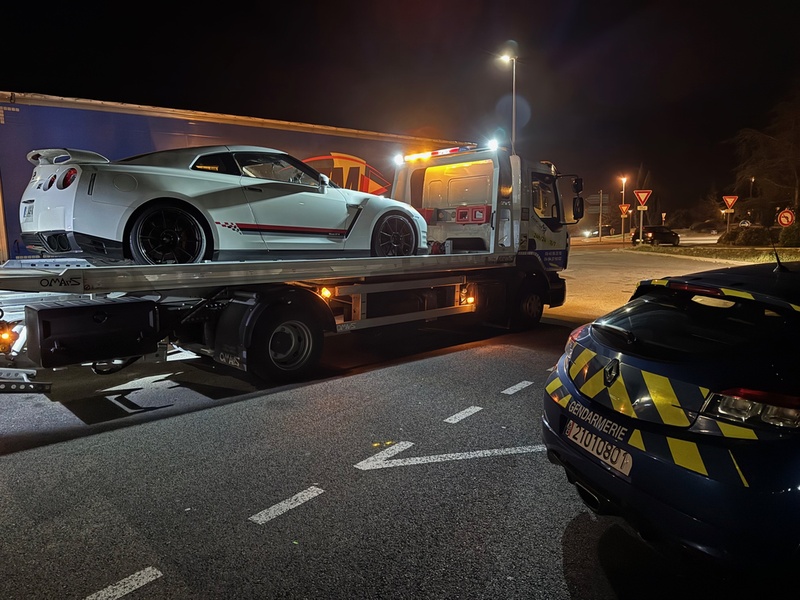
(372, 212, 417, 257)
(129, 203, 210, 265)
(248, 305, 324, 382)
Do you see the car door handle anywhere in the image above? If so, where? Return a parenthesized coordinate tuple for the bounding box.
(246, 186, 263, 192)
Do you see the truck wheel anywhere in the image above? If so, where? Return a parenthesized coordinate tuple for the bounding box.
(511, 285, 544, 330)
(248, 305, 324, 382)
(129, 203, 209, 265)
(372, 212, 417, 257)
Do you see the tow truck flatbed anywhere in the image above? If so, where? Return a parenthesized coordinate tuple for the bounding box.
(0, 253, 515, 296)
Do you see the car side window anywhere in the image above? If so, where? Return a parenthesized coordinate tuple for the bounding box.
(192, 153, 240, 176)
(235, 152, 318, 186)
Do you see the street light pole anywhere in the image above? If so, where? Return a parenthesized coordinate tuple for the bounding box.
(598, 189, 603, 240)
(500, 54, 517, 156)
(621, 176, 627, 244)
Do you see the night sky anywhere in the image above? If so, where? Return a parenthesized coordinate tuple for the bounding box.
(3, 1, 799, 212)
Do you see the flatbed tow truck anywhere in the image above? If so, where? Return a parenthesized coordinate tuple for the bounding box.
(0, 144, 584, 392)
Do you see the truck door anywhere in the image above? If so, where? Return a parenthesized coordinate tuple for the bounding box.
(235, 151, 350, 253)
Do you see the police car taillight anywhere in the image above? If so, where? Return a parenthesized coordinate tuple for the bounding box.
(666, 282, 724, 297)
(706, 388, 800, 428)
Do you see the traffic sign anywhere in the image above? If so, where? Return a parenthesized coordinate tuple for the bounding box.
(778, 209, 795, 227)
(723, 195, 738, 209)
(619, 204, 630, 216)
(634, 190, 651, 205)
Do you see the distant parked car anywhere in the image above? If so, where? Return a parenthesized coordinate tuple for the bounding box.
(690, 220, 722, 234)
(631, 225, 680, 246)
(20, 145, 429, 264)
(582, 224, 614, 237)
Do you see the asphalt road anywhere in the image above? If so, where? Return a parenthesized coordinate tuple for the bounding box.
(0, 248, 774, 599)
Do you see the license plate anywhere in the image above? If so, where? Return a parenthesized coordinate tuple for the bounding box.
(565, 420, 632, 476)
(22, 205, 34, 222)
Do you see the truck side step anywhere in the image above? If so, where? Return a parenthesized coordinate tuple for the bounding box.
(0, 367, 51, 393)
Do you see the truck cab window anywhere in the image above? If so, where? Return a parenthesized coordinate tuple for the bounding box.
(531, 175, 559, 225)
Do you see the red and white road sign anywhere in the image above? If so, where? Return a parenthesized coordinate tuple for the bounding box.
(634, 190, 651, 206)
(619, 204, 630, 216)
(778, 209, 795, 227)
(723, 195, 738, 209)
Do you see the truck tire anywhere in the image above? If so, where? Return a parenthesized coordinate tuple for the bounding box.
(372, 212, 417, 257)
(510, 283, 544, 330)
(129, 203, 210, 265)
(248, 304, 324, 382)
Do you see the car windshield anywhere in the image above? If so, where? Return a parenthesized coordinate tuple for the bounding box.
(592, 288, 798, 359)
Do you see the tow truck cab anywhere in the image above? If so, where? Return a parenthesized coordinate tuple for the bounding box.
(392, 144, 584, 268)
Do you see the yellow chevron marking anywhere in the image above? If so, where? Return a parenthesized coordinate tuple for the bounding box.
(545, 376, 562, 395)
(719, 288, 754, 300)
(557, 394, 572, 408)
(642, 371, 690, 426)
(790, 303, 800, 313)
(608, 374, 637, 417)
(717, 421, 758, 440)
(729, 450, 750, 487)
(667, 437, 707, 475)
(628, 429, 645, 451)
(580, 368, 607, 399)
(568, 346, 595, 381)
(649, 279, 669, 286)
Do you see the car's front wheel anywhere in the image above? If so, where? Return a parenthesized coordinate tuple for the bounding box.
(128, 203, 210, 265)
(372, 212, 417, 257)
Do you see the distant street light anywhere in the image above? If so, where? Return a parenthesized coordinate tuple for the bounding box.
(750, 176, 755, 199)
(500, 53, 517, 155)
(621, 176, 628, 244)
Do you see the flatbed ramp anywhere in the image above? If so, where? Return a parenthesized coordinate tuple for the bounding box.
(0, 253, 513, 295)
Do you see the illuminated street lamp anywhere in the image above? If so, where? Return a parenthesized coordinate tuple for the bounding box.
(621, 176, 628, 243)
(500, 53, 517, 155)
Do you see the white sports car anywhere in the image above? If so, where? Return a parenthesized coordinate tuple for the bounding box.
(20, 145, 428, 264)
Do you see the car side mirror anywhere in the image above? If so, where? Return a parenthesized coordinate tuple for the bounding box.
(319, 173, 330, 193)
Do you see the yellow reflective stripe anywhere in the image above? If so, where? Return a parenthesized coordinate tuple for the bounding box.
(580, 368, 607, 399)
(729, 450, 750, 487)
(649, 279, 669, 287)
(720, 288, 754, 300)
(667, 437, 707, 475)
(628, 429, 645, 451)
(642, 371, 690, 426)
(716, 421, 758, 440)
(791, 303, 800, 313)
(545, 376, 562, 395)
(608, 374, 637, 417)
(569, 347, 595, 381)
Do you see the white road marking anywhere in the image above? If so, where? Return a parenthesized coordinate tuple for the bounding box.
(501, 381, 534, 395)
(84, 567, 163, 600)
(249, 486, 325, 525)
(354, 441, 546, 470)
(444, 406, 482, 423)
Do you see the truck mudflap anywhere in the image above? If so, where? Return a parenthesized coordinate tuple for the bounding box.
(548, 272, 566, 308)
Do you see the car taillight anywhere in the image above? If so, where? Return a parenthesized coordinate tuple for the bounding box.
(705, 388, 800, 428)
(60, 167, 78, 189)
(44, 174, 57, 191)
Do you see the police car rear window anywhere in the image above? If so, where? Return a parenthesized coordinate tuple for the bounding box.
(593, 290, 797, 358)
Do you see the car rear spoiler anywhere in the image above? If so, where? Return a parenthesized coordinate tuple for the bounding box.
(26, 148, 110, 166)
